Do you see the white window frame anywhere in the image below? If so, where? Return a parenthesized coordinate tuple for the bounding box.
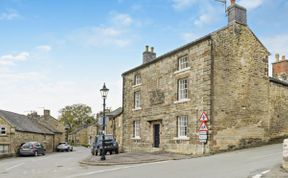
(134, 74, 141, 85)
(178, 78, 188, 100)
(178, 56, 188, 71)
(0, 144, 9, 153)
(134, 91, 141, 109)
(0, 126, 6, 135)
(133, 120, 140, 138)
(177, 116, 188, 138)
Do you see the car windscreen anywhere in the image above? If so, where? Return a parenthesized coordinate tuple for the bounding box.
(22, 143, 32, 148)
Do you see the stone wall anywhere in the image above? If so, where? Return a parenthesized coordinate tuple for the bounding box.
(211, 23, 270, 151)
(122, 38, 212, 154)
(269, 80, 288, 138)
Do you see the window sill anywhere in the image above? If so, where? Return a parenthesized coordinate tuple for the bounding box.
(174, 67, 191, 75)
(0, 134, 7, 137)
(132, 108, 142, 111)
(131, 137, 141, 140)
(132, 83, 142, 88)
(173, 137, 190, 141)
(174, 99, 190, 104)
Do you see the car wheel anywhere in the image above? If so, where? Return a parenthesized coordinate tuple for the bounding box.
(42, 152, 45, 156)
(109, 151, 112, 155)
(66, 149, 69, 152)
(95, 150, 98, 156)
(115, 148, 119, 154)
(34, 151, 38, 156)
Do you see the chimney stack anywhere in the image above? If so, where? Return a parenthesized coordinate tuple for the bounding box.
(143, 45, 156, 64)
(227, 0, 247, 25)
(44, 109, 50, 118)
(275, 53, 280, 62)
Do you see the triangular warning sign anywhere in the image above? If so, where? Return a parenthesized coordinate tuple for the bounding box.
(199, 112, 208, 122)
(199, 122, 208, 131)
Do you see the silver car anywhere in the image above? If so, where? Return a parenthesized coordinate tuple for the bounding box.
(56, 142, 73, 152)
(19, 142, 46, 156)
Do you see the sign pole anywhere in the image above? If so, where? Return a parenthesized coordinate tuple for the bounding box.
(202, 143, 205, 154)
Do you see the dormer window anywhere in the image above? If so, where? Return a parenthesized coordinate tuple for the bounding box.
(178, 55, 188, 71)
(134, 74, 141, 85)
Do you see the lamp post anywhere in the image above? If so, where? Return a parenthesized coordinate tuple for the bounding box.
(100, 83, 109, 160)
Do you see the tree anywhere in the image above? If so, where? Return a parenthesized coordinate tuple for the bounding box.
(59, 104, 95, 132)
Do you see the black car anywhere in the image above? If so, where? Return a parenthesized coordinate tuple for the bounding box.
(19, 142, 46, 156)
(91, 134, 119, 156)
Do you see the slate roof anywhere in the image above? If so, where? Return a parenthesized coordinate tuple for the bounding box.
(106, 107, 122, 118)
(122, 22, 269, 76)
(0, 109, 54, 135)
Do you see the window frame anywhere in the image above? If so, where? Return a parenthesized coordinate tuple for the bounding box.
(178, 55, 188, 71)
(178, 78, 188, 100)
(0, 126, 6, 135)
(177, 116, 188, 138)
(134, 91, 141, 109)
(133, 120, 140, 138)
(0, 144, 9, 153)
(134, 74, 141, 85)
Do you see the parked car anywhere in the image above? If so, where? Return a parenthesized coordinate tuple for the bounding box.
(91, 134, 119, 156)
(56, 142, 73, 152)
(19, 142, 46, 156)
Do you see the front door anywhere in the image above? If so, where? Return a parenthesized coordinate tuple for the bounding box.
(153, 124, 160, 148)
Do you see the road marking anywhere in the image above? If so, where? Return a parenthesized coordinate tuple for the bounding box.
(252, 169, 270, 178)
(5, 163, 24, 171)
(66, 161, 168, 178)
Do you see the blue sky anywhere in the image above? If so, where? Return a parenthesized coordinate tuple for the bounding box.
(0, 0, 288, 117)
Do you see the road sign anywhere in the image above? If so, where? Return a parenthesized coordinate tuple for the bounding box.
(199, 112, 208, 122)
(98, 116, 109, 126)
(199, 122, 208, 131)
(199, 131, 208, 143)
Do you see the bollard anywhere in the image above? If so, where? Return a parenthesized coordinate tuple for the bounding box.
(283, 139, 288, 171)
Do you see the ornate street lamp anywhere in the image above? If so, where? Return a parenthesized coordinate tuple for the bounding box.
(100, 83, 109, 160)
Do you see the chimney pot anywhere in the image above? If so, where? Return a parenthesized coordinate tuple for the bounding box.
(282, 55, 286, 61)
(230, 0, 235, 5)
(145, 45, 149, 52)
(143, 45, 156, 64)
(275, 53, 280, 62)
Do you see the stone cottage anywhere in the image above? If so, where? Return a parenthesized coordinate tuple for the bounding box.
(68, 107, 122, 148)
(121, 1, 288, 154)
(0, 109, 64, 157)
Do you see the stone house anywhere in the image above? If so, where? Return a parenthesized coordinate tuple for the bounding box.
(0, 109, 64, 158)
(68, 107, 122, 148)
(121, 1, 288, 154)
(106, 107, 123, 150)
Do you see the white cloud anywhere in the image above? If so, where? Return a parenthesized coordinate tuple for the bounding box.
(69, 26, 131, 48)
(36, 45, 52, 52)
(172, 0, 197, 11)
(68, 13, 136, 48)
(262, 34, 288, 56)
(194, 5, 220, 27)
(238, 0, 263, 10)
(181, 32, 199, 43)
(111, 13, 133, 26)
(0, 52, 30, 66)
(0, 9, 20, 21)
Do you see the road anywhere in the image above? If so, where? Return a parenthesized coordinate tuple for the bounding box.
(0, 144, 283, 178)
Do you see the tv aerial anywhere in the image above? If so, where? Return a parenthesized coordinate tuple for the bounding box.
(215, 0, 227, 14)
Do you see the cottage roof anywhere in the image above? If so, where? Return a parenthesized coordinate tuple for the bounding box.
(106, 107, 122, 118)
(0, 109, 54, 135)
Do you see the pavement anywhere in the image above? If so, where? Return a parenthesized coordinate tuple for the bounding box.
(80, 151, 194, 166)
